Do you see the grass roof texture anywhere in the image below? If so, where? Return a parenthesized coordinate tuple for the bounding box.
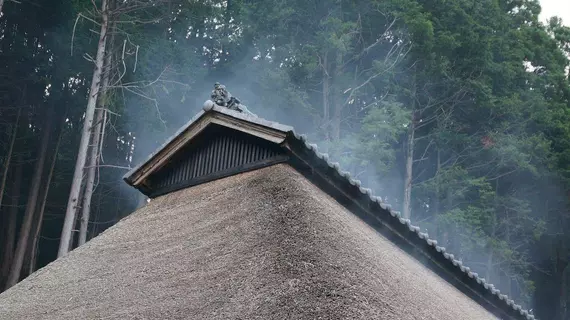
(0, 164, 496, 320)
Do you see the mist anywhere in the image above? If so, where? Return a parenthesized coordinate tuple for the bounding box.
(0, 0, 567, 318)
(113, 2, 570, 317)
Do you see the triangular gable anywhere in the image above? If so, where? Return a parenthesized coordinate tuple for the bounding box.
(124, 102, 536, 320)
(143, 125, 288, 197)
(124, 104, 293, 195)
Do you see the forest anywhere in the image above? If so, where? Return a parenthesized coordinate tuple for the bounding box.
(0, 0, 569, 318)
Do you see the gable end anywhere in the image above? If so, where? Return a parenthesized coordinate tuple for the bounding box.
(143, 125, 288, 197)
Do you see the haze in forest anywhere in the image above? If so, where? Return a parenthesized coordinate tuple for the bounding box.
(0, 1, 569, 319)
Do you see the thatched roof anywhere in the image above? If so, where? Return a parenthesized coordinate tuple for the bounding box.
(0, 164, 496, 320)
(123, 103, 533, 320)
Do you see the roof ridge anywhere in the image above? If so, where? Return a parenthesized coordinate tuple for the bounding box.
(288, 131, 536, 320)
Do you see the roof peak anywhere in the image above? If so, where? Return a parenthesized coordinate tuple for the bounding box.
(205, 82, 257, 117)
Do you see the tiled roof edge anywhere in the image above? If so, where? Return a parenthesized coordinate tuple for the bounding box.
(287, 131, 535, 320)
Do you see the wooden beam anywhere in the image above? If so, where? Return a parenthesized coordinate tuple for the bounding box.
(131, 116, 213, 185)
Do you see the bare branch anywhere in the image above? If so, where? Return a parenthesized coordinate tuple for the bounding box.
(122, 86, 166, 126)
(84, 164, 131, 170)
(99, 108, 107, 164)
(83, 53, 96, 63)
(118, 39, 127, 83)
(71, 14, 81, 56)
(94, 107, 120, 117)
(415, 139, 435, 163)
(133, 45, 139, 73)
(90, 0, 98, 13)
(342, 43, 411, 108)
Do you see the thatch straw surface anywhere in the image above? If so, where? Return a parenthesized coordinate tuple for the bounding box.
(0, 164, 496, 320)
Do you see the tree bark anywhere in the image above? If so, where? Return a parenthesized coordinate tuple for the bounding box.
(28, 122, 64, 274)
(78, 109, 104, 246)
(5, 108, 54, 289)
(402, 70, 417, 221)
(443, 187, 452, 249)
(402, 112, 415, 220)
(78, 27, 113, 247)
(322, 52, 330, 141)
(59, 0, 110, 257)
(433, 147, 442, 238)
(0, 106, 21, 216)
(21, 195, 41, 277)
(1, 154, 22, 290)
(486, 179, 499, 282)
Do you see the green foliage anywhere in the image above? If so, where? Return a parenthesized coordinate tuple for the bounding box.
(358, 100, 410, 174)
(1, 0, 569, 315)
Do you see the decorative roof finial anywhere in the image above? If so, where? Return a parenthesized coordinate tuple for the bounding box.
(211, 82, 236, 108)
(204, 82, 257, 117)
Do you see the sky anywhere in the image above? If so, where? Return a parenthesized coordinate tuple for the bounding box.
(540, 0, 570, 25)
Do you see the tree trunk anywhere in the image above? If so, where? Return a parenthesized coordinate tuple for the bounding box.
(0, 107, 21, 216)
(5, 108, 54, 289)
(433, 147, 441, 237)
(1, 154, 22, 290)
(79, 30, 113, 247)
(59, 0, 110, 257)
(78, 109, 105, 246)
(332, 101, 341, 141)
(486, 179, 499, 282)
(28, 123, 64, 274)
(505, 210, 512, 297)
(322, 52, 330, 141)
(21, 197, 41, 277)
(0, 0, 5, 16)
(331, 75, 343, 141)
(486, 249, 494, 282)
(67, 174, 88, 250)
(443, 186, 452, 249)
(559, 262, 570, 320)
(402, 113, 415, 220)
(402, 71, 419, 221)
(331, 56, 342, 142)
